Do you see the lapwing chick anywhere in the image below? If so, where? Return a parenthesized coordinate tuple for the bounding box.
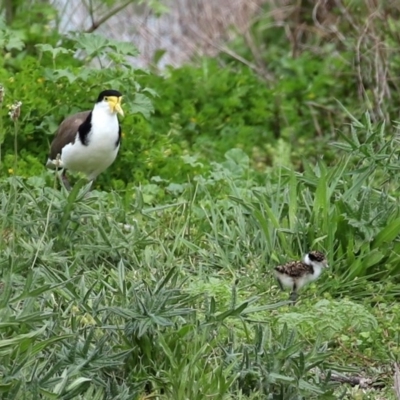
(46, 89, 124, 190)
(274, 251, 329, 303)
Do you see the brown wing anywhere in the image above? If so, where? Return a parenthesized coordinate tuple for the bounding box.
(49, 111, 91, 160)
(274, 261, 313, 277)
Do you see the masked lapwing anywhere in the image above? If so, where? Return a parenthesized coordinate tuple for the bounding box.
(46, 89, 124, 189)
(274, 251, 329, 303)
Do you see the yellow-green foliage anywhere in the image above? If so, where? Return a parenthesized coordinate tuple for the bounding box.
(0, 15, 367, 189)
(276, 299, 378, 340)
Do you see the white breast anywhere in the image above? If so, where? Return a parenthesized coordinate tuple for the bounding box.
(274, 272, 295, 289)
(297, 265, 323, 289)
(274, 264, 324, 291)
(61, 107, 120, 180)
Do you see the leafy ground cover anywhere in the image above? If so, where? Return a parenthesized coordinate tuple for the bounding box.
(2, 1, 400, 398)
(1, 113, 400, 398)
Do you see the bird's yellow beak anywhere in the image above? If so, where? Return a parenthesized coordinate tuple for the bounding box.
(108, 96, 124, 116)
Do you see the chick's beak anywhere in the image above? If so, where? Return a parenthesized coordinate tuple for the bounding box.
(108, 96, 124, 116)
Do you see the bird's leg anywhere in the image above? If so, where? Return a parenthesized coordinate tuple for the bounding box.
(55, 153, 62, 169)
(61, 169, 72, 191)
(77, 179, 95, 199)
(289, 291, 298, 304)
(54, 153, 69, 190)
(289, 283, 298, 305)
(276, 278, 284, 291)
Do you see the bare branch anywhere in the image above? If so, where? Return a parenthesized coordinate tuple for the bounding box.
(85, 0, 133, 33)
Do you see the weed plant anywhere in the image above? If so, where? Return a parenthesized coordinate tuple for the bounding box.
(1, 109, 400, 398)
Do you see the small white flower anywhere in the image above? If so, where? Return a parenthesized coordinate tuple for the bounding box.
(9, 100, 22, 121)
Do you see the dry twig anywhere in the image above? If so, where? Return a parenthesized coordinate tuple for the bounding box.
(394, 363, 400, 400)
(329, 373, 373, 388)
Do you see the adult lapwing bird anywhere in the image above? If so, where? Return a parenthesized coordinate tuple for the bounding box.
(46, 89, 124, 189)
(274, 251, 329, 303)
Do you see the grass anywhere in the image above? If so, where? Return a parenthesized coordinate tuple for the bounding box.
(1, 114, 400, 399)
(2, 2, 400, 397)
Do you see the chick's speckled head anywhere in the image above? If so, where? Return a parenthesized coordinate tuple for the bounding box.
(304, 251, 328, 268)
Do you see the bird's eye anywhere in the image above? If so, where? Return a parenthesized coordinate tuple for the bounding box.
(104, 97, 108, 101)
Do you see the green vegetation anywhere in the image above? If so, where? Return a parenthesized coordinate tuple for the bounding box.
(1, 0, 400, 398)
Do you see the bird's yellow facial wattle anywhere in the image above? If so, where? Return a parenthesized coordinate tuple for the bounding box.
(106, 96, 124, 116)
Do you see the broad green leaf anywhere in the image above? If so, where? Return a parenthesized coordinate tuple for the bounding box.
(213, 301, 248, 321)
(66, 377, 92, 391)
(373, 217, 400, 248)
(108, 38, 139, 57)
(299, 378, 325, 393)
(129, 93, 154, 119)
(74, 33, 108, 55)
(36, 44, 73, 58)
(268, 372, 295, 382)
